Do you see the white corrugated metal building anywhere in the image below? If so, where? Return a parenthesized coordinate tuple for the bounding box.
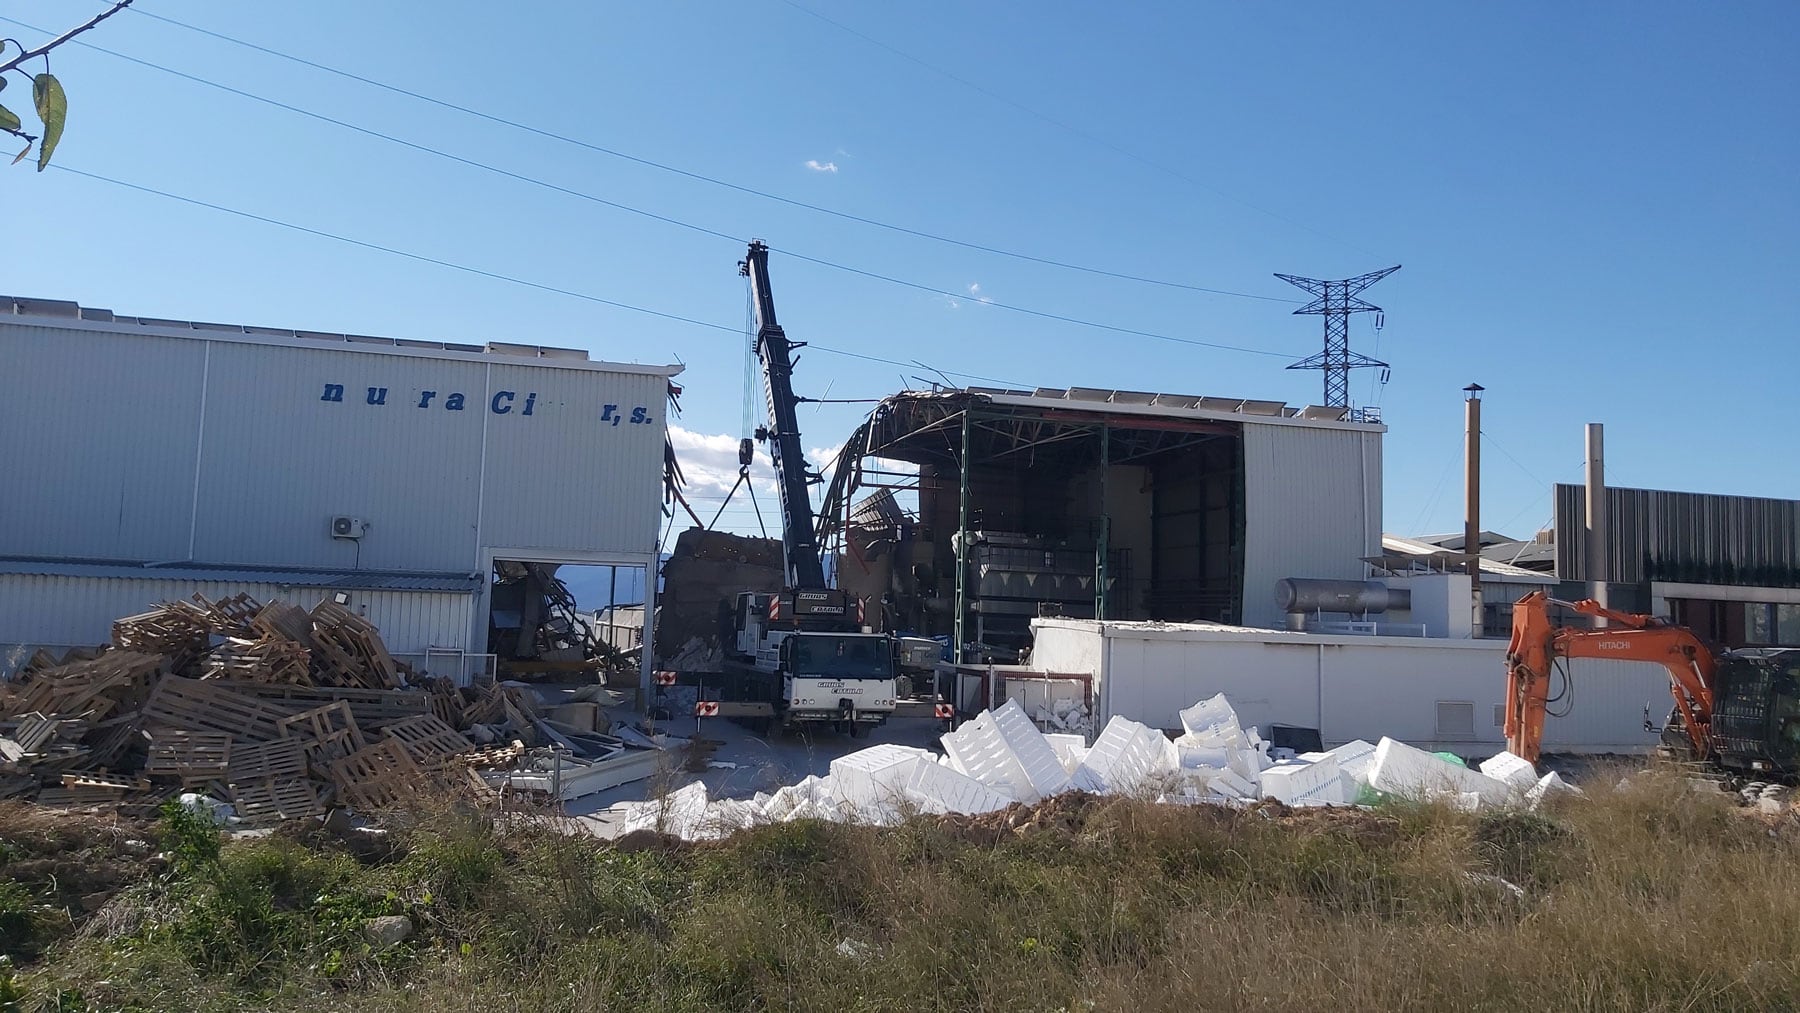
(1028, 616, 1672, 755)
(0, 295, 679, 684)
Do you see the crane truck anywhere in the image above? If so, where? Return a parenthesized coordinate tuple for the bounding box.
(1503, 590, 1800, 777)
(699, 241, 900, 735)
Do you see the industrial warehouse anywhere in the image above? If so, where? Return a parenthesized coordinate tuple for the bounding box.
(0, 295, 679, 688)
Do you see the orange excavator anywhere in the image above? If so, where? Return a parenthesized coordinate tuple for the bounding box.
(1504, 590, 1800, 776)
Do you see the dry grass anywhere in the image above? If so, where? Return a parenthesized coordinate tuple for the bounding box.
(5, 764, 1800, 1011)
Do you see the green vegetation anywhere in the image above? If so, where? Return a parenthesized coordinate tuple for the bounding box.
(3, 767, 1800, 1011)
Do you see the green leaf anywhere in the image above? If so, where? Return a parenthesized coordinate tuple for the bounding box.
(0, 103, 17, 133)
(10, 144, 28, 167)
(32, 72, 64, 172)
(0, 76, 7, 93)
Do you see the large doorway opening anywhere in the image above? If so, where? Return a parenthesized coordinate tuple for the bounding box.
(487, 560, 648, 684)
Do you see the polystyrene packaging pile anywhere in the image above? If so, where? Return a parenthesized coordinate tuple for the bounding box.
(607, 692, 1585, 843)
(1368, 737, 1512, 806)
(1071, 716, 1179, 794)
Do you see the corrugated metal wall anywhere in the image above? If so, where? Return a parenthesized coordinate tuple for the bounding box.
(1556, 484, 1800, 584)
(0, 572, 471, 664)
(1, 318, 671, 573)
(481, 364, 668, 559)
(1239, 424, 1383, 628)
(0, 324, 205, 560)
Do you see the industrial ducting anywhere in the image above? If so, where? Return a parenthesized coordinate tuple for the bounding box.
(1275, 578, 1410, 616)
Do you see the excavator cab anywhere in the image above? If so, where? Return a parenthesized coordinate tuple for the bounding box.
(1708, 650, 1800, 775)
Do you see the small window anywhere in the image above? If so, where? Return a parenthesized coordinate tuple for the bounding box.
(1436, 700, 1476, 740)
(1493, 704, 1506, 728)
(1747, 603, 1774, 645)
(1777, 604, 1800, 647)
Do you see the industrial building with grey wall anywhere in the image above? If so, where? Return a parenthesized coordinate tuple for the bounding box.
(823, 387, 1383, 657)
(0, 296, 679, 682)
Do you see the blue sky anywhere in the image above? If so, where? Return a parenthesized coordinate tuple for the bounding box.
(5, 1, 1796, 547)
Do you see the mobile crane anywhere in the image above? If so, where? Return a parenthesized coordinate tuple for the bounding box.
(1503, 590, 1800, 776)
(708, 241, 899, 735)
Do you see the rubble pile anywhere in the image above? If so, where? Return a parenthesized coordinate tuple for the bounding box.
(607, 694, 1586, 842)
(1, 594, 654, 826)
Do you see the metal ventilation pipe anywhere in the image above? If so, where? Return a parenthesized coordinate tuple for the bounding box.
(1276, 578, 1411, 615)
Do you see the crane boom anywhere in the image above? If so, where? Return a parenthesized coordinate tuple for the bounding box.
(739, 240, 827, 590)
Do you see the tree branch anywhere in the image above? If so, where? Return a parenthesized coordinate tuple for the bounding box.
(0, 0, 136, 75)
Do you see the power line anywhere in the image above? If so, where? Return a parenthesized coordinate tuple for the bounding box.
(779, 0, 1390, 261)
(121, 7, 1297, 305)
(0, 15, 1299, 360)
(52, 165, 1038, 389)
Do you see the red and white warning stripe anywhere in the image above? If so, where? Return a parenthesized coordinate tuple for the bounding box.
(934, 703, 954, 720)
(653, 670, 678, 686)
(694, 700, 720, 717)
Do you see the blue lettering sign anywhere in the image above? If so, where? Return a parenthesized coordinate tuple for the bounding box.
(631, 406, 649, 424)
(317, 381, 555, 420)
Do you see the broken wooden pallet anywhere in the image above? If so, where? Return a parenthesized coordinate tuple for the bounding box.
(311, 601, 401, 689)
(144, 730, 233, 784)
(203, 635, 313, 685)
(456, 740, 526, 770)
(381, 714, 474, 766)
(277, 701, 367, 769)
(35, 784, 126, 808)
(61, 771, 151, 793)
(233, 683, 429, 730)
(329, 739, 423, 810)
(142, 676, 294, 741)
(227, 738, 308, 783)
(229, 777, 326, 827)
(251, 601, 316, 650)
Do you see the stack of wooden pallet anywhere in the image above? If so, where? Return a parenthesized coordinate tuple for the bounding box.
(0, 592, 626, 826)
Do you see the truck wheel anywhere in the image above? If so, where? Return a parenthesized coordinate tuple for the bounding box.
(895, 675, 913, 699)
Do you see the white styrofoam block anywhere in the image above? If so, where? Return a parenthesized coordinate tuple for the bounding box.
(942, 710, 1029, 801)
(1074, 716, 1177, 795)
(830, 744, 933, 815)
(905, 760, 1013, 816)
(1479, 751, 1539, 793)
(1450, 791, 1483, 813)
(988, 698, 1074, 800)
(1259, 756, 1346, 805)
(943, 700, 1068, 803)
(1525, 770, 1584, 809)
(1179, 693, 1246, 744)
(1177, 739, 1232, 770)
(1298, 751, 1331, 763)
(1368, 738, 1511, 806)
(621, 781, 710, 839)
(696, 799, 763, 840)
(1045, 733, 1088, 773)
(1209, 766, 1257, 799)
(1324, 740, 1379, 782)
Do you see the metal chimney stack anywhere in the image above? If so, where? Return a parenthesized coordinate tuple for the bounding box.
(1464, 384, 1484, 637)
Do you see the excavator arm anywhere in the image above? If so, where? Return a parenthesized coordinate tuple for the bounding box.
(1503, 590, 1718, 764)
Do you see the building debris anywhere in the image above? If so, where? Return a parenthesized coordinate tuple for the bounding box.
(0, 592, 666, 824)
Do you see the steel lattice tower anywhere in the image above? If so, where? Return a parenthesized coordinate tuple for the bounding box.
(1276, 265, 1400, 408)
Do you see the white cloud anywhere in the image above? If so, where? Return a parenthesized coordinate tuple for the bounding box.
(668, 426, 919, 538)
(805, 159, 839, 173)
(967, 282, 993, 304)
